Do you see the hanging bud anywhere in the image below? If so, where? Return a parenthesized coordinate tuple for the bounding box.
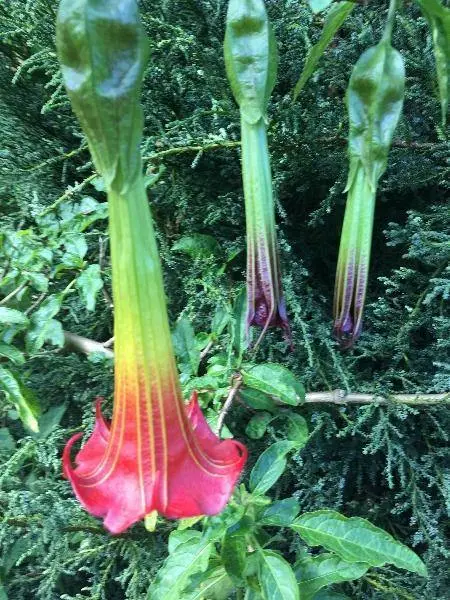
(333, 26, 405, 347)
(224, 0, 291, 348)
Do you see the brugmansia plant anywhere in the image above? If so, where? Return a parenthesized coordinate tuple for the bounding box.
(57, 0, 246, 534)
(224, 0, 290, 348)
(332, 0, 405, 348)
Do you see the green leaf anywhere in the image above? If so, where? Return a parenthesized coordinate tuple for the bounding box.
(148, 535, 213, 600)
(27, 272, 49, 292)
(283, 413, 309, 447)
(231, 288, 248, 364)
(211, 305, 230, 338)
(0, 343, 25, 365)
(246, 412, 273, 439)
(61, 233, 88, 268)
(221, 531, 247, 582)
(258, 550, 299, 600)
(242, 364, 305, 406)
(34, 404, 67, 439)
(308, 0, 334, 14)
(0, 308, 29, 326)
(250, 441, 298, 495)
(0, 428, 15, 452)
(312, 592, 351, 600)
(0, 366, 40, 432)
(26, 295, 64, 354)
(294, 554, 369, 599)
(240, 388, 276, 412)
(417, 0, 450, 127)
(260, 497, 300, 527)
(293, 2, 354, 99)
(77, 264, 104, 311)
(173, 317, 200, 376)
(184, 566, 234, 600)
(291, 510, 427, 577)
(172, 234, 220, 259)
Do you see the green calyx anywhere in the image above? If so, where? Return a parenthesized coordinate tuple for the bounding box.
(224, 0, 278, 124)
(56, 0, 149, 192)
(345, 39, 405, 193)
(56, 0, 175, 374)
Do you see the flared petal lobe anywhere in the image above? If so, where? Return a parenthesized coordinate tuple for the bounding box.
(63, 392, 247, 534)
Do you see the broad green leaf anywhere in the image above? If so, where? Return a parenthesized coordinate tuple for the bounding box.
(148, 536, 213, 600)
(308, 0, 334, 14)
(172, 234, 220, 259)
(246, 412, 273, 439)
(312, 592, 351, 600)
(168, 530, 202, 554)
(417, 0, 450, 127)
(34, 404, 67, 439)
(245, 590, 264, 600)
(291, 510, 427, 577)
(211, 305, 230, 338)
(61, 233, 88, 268)
(231, 287, 248, 364)
(242, 364, 305, 406)
(258, 550, 299, 600)
(0, 428, 15, 452)
(284, 413, 309, 447)
(0, 308, 29, 326)
(26, 295, 64, 354)
(260, 497, 300, 527)
(250, 441, 298, 495)
(184, 566, 234, 600)
(77, 264, 103, 311)
(294, 554, 369, 599)
(293, 2, 354, 99)
(0, 343, 25, 365)
(0, 580, 7, 600)
(0, 366, 39, 432)
(27, 272, 49, 292)
(221, 531, 247, 582)
(240, 388, 276, 412)
(173, 317, 200, 376)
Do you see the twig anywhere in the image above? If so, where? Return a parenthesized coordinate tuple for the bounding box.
(58, 337, 450, 406)
(102, 337, 115, 348)
(38, 173, 97, 217)
(142, 140, 240, 162)
(303, 390, 450, 406)
(24, 292, 47, 316)
(0, 282, 27, 305)
(63, 331, 114, 358)
(217, 374, 243, 434)
(200, 340, 214, 361)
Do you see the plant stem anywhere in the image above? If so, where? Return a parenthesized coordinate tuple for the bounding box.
(383, 0, 400, 43)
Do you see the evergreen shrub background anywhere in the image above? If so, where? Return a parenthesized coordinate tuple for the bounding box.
(0, 0, 448, 598)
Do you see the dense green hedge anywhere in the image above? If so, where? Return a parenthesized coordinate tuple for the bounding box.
(0, 0, 448, 598)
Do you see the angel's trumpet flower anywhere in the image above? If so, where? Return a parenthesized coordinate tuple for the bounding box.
(58, 0, 246, 534)
(224, 0, 290, 348)
(333, 33, 405, 347)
